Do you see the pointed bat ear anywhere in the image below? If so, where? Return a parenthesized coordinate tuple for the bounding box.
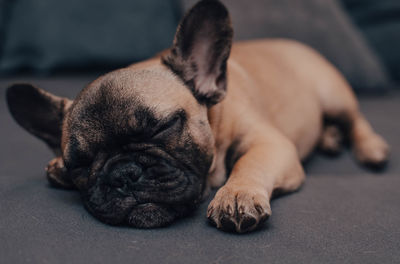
(6, 83, 73, 153)
(162, 0, 233, 106)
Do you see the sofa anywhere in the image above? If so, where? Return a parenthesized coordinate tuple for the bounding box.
(1, 0, 399, 263)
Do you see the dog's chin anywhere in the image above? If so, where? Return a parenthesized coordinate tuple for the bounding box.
(127, 203, 191, 228)
(84, 198, 197, 228)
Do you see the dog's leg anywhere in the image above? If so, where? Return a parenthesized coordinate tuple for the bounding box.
(318, 124, 344, 155)
(207, 127, 305, 233)
(317, 74, 389, 168)
(348, 113, 389, 168)
(46, 157, 74, 189)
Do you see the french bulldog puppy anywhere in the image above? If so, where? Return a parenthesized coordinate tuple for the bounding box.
(6, 0, 389, 233)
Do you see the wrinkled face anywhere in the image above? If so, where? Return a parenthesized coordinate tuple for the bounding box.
(62, 68, 214, 227)
(6, 0, 233, 228)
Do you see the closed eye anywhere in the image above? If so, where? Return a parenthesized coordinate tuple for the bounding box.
(152, 110, 186, 138)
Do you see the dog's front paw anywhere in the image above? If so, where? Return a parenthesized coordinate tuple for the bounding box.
(207, 186, 271, 233)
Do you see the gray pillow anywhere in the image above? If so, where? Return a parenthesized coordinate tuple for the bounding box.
(0, 0, 181, 74)
(182, 0, 391, 93)
(0, 0, 11, 53)
(341, 0, 400, 84)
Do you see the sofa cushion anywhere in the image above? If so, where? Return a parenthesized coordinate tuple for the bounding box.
(341, 0, 400, 83)
(181, 0, 391, 93)
(0, 0, 181, 74)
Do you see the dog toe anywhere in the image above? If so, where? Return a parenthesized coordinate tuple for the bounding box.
(354, 134, 390, 170)
(207, 186, 271, 233)
(220, 215, 237, 232)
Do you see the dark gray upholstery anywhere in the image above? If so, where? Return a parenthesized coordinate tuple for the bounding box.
(0, 0, 394, 93)
(1, 76, 399, 263)
(341, 0, 400, 83)
(181, 0, 391, 93)
(0, 0, 180, 74)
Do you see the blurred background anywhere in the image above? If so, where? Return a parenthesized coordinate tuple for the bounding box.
(0, 0, 399, 93)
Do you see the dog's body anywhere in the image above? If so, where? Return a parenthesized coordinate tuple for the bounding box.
(201, 39, 388, 232)
(6, 0, 389, 233)
(209, 39, 337, 183)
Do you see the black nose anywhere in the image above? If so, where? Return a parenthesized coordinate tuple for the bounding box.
(107, 162, 143, 187)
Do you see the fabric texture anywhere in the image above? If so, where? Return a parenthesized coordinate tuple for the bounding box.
(1, 76, 400, 263)
(181, 0, 391, 93)
(0, 0, 11, 54)
(341, 0, 400, 83)
(0, 0, 181, 74)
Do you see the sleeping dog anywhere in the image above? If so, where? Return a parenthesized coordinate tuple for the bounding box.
(6, 0, 389, 233)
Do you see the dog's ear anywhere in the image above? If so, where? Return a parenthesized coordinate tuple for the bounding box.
(6, 84, 72, 153)
(162, 0, 233, 106)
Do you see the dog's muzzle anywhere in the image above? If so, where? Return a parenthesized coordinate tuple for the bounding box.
(82, 152, 202, 228)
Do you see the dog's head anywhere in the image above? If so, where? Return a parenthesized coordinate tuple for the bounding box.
(6, 0, 233, 228)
